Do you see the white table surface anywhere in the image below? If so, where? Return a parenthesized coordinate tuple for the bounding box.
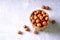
(0, 0, 60, 40)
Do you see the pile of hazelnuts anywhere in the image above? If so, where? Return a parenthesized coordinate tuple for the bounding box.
(30, 10, 49, 30)
(17, 5, 56, 34)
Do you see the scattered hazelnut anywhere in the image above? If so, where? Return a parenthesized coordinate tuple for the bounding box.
(25, 28, 30, 31)
(52, 20, 56, 24)
(33, 30, 38, 34)
(33, 28, 38, 34)
(42, 5, 50, 10)
(24, 25, 30, 31)
(24, 25, 27, 28)
(42, 21, 47, 26)
(17, 30, 22, 34)
(45, 6, 49, 10)
(42, 5, 45, 9)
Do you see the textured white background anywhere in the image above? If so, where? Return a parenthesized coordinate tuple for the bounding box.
(0, 0, 60, 40)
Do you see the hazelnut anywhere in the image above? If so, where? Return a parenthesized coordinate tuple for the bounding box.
(24, 25, 27, 28)
(37, 14, 41, 17)
(30, 15, 34, 20)
(25, 28, 30, 31)
(36, 19, 40, 23)
(34, 10, 40, 15)
(32, 19, 35, 23)
(33, 28, 38, 34)
(39, 16, 43, 20)
(33, 23, 37, 26)
(42, 11, 46, 15)
(33, 30, 38, 34)
(45, 17, 49, 21)
(52, 20, 56, 24)
(46, 13, 48, 17)
(42, 5, 45, 9)
(43, 14, 46, 17)
(46, 6, 49, 10)
(34, 11, 37, 15)
(17, 30, 22, 34)
(36, 10, 41, 14)
(37, 23, 41, 27)
(34, 12, 37, 15)
(24, 25, 30, 31)
(34, 15, 38, 19)
(41, 19, 45, 22)
(42, 21, 47, 26)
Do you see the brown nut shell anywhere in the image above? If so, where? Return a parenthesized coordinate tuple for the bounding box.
(51, 20, 56, 24)
(39, 15, 43, 20)
(45, 6, 49, 10)
(34, 15, 38, 19)
(31, 19, 35, 23)
(36, 19, 40, 23)
(37, 23, 41, 27)
(42, 5, 45, 9)
(42, 21, 47, 26)
(33, 28, 38, 34)
(30, 15, 34, 20)
(17, 30, 22, 34)
(45, 17, 49, 21)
